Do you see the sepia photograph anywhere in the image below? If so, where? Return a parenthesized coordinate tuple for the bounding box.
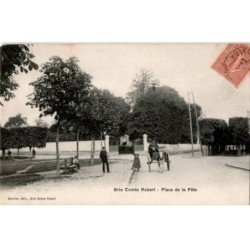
(0, 43, 249, 204)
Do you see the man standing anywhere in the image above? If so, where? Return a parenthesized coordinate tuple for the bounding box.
(32, 149, 36, 158)
(99, 147, 110, 173)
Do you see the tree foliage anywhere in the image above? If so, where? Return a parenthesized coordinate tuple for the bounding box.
(128, 86, 195, 144)
(199, 118, 228, 146)
(35, 118, 49, 128)
(228, 117, 249, 146)
(0, 126, 48, 150)
(27, 56, 92, 123)
(48, 87, 130, 142)
(84, 88, 130, 138)
(0, 127, 11, 150)
(126, 68, 159, 108)
(26, 56, 92, 167)
(0, 44, 38, 101)
(4, 113, 28, 128)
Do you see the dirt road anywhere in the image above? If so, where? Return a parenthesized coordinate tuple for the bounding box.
(1, 153, 249, 204)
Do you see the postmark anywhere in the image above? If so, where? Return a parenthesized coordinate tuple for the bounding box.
(211, 44, 250, 88)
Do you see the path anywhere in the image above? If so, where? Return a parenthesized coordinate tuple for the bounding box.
(130, 153, 250, 204)
(1, 153, 249, 205)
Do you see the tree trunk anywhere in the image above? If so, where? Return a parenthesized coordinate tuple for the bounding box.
(56, 125, 60, 173)
(76, 127, 80, 159)
(208, 146, 211, 156)
(17, 148, 20, 156)
(29, 147, 32, 159)
(199, 144, 203, 156)
(2, 149, 5, 160)
(132, 140, 136, 154)
(90, 138, 95, 165)
(100, 132, 102, 147)
(200, 142, 204, 156)
(237, 145, 241, 156)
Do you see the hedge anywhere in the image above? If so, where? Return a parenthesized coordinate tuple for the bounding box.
(0, 126, 48, 151)
(199, 118, 228, 147)
(228, 117, 249, 146)
(118, 145, 135, 154)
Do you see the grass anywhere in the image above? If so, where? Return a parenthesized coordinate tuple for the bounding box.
(0, 157, 103, 187)
(0, 158, 102, 176)
(1, 156, 30, 160)
(0, 174, 44, 187)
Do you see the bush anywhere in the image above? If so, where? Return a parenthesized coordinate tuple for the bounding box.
(0, 127, 11, 150)
(0, 126, 48, 152)
(118, 146, 135, 154)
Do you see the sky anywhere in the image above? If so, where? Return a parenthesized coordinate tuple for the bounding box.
(1, 43, 249, 126)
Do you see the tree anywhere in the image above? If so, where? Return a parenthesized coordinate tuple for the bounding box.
(84, 88, 130, 164)
(112, 96, 131, 138)
(27, 56, 92, 171)
(199, 118, 228, 155)
(228, 117, 249, 156)
(0, 126, 47, 158)
(88, 88, 130, 136)
(127, 86, 192, 144)
(126, 68, 159, 108)
(26, 126, 48, 158)
(4, 113, 28, 128)
(0, 44, 38, 101)
(0, 127, 11, 159)
(35, 118, 49, 128)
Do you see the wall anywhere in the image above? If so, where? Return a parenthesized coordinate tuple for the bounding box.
(19, 140, 102, 153)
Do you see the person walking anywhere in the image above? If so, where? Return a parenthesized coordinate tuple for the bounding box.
(132, 154, 141, 171)
(99, 147, 110, 173)
(32, 149, 36, 158)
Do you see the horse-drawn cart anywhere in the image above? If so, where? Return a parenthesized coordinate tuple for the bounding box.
(147, 146, 170, 172)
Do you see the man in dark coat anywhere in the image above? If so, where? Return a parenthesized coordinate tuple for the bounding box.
(148, 141, 159, 162)
(32, 149, 36, 158)
(148, 143, 154, 159)
(99, 147, 110, 173)
(132, 154, 141, 171)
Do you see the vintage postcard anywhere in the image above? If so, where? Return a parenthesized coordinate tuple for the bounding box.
(0, 43, 249, 205)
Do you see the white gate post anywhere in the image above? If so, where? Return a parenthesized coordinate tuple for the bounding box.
(105, 135, 110, 153)
(143, 134, 148, 152)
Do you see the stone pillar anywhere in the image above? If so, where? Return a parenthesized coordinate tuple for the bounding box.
(143, 134, 148, 152)
(105, 135, 110, 153)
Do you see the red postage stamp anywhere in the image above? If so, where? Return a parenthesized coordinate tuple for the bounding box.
(211, 44, 250, 88)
